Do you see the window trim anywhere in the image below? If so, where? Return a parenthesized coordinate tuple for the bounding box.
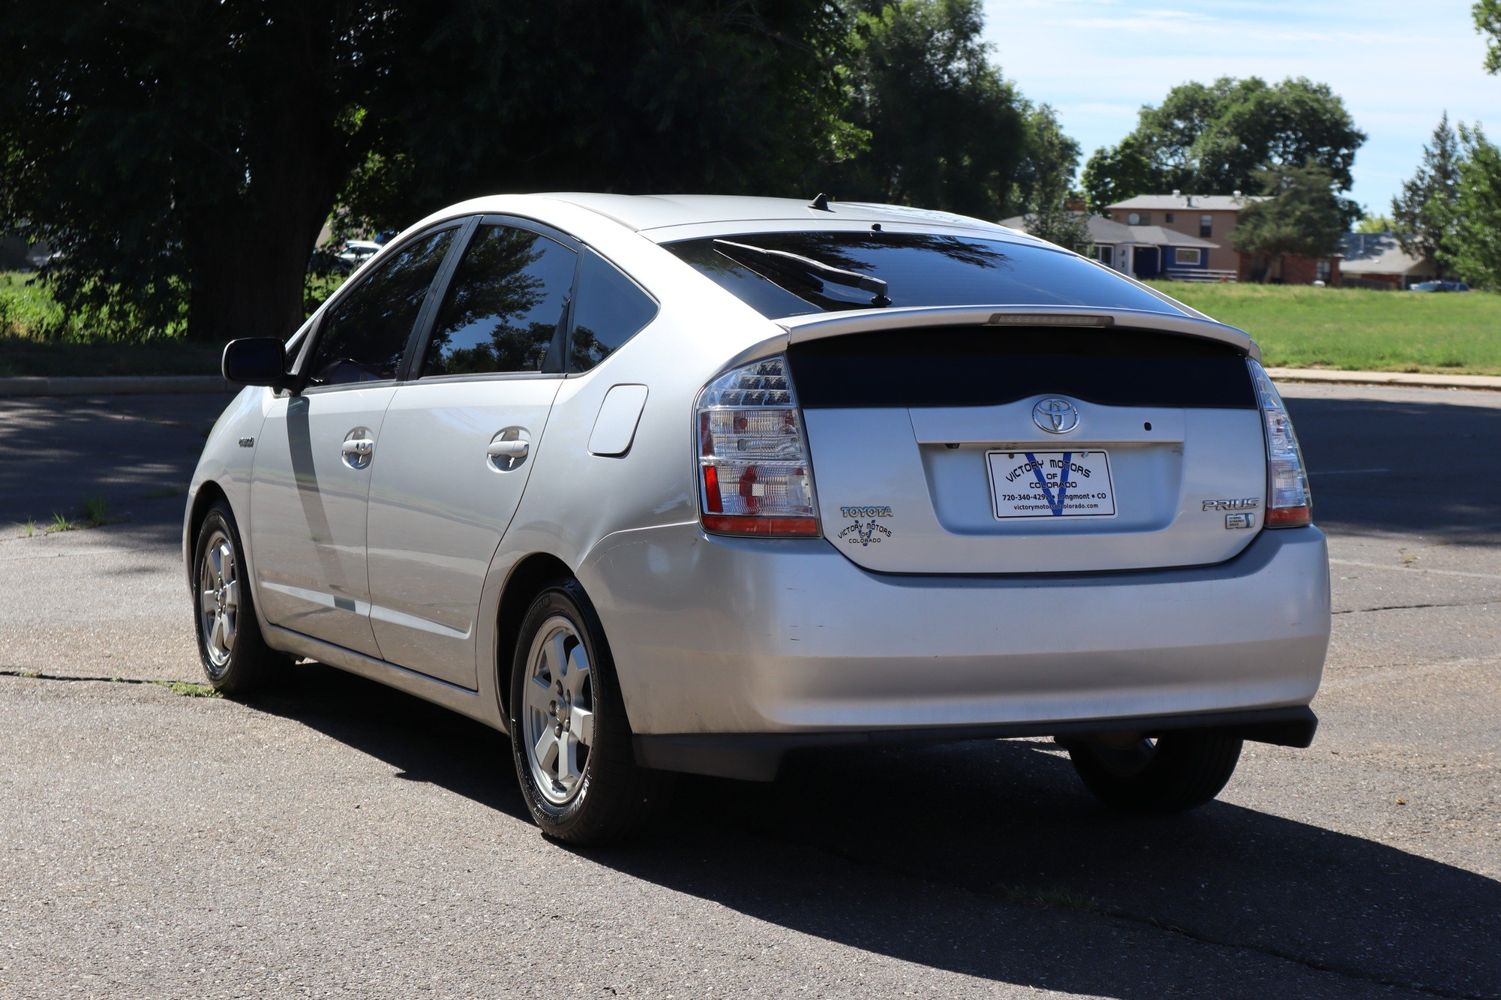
(1174, 247, 1203, 266)
(406, 213, 586, 384)
(564, 247, 661, 375)
(292, 218, 472, 396)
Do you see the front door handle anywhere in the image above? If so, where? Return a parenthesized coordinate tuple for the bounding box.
(341, 428, 376, 470)
(486, 439, 529, 459)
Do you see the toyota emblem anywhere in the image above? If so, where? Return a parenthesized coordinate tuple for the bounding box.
(1032, 397, 1079, 434)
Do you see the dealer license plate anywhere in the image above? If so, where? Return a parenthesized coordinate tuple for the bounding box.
(986, 450, 1117, 519)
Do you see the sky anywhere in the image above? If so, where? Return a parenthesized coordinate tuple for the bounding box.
(983, 0, 1501, 215)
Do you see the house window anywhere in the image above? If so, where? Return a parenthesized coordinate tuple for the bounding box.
(1316, 259, 1331, 282)
(1199, 214, 1213, 238)
(1174, 248, 1202, 266)
(1127, 212, 1149, 225)
(1164, 213, 1175, 222)
(1094, 245, 1113, 266)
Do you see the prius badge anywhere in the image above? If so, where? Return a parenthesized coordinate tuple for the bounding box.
(1032, 397, 1079, 434)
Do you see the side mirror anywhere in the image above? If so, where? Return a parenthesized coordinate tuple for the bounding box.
(222, 337, 293, 391)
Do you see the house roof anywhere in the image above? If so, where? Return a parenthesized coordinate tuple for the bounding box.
(1127, 225, 1218, 249)
(1107, 194, 1267, 212)
(999, 214, 1218, 248)
(1340, 232, 1434, 276)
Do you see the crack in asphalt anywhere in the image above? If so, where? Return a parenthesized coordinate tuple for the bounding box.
(1333, 598, 1500, 616)
(0, 667, 215, 696)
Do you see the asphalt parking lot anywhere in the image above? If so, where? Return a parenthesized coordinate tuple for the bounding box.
(1, 383, 1497, 999)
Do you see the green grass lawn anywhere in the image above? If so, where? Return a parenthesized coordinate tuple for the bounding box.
(1148, 281, 1501, 376)
(0, 270, 343, 377)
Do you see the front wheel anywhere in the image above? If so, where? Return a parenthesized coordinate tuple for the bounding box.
(508, 580, 671, 844)
(1067, 730, 1243, 814)
(191, 501, 288, 696)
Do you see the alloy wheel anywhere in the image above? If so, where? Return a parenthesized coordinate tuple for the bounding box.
(521, 616, 596, 805)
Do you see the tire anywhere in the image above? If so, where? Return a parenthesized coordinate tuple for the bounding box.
(191, 500, 288, 696)
(1067, 729, 1243, 814)
(508, 580, 671, 844)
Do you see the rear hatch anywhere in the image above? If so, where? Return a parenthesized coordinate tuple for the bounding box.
(783, 308, 1266, 574)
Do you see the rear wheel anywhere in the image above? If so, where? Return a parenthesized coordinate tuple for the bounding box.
(192, 501, 288, 696)
(508, 580, 671, 844)
(1066, 730, 1243, 814)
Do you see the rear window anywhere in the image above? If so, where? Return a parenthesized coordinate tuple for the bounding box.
(662, 232, 1187, 318)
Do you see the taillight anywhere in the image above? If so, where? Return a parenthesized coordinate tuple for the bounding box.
(1248, 359, 1312, 528)
(696, 354, 820, 537)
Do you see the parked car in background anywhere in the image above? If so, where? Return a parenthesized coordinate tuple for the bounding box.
(335, 239, 382, 269)
(187, 194, 1330, 844)
(1410, 280, 1470, 292)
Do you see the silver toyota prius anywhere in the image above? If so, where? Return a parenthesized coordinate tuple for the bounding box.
(185, 194, 1330, 843)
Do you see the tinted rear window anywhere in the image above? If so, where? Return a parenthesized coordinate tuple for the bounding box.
(662, 232, 1187, 318)
(788, 327, 1255, 409)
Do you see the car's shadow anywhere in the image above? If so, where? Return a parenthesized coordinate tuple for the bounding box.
(255, 663, 1500, 999)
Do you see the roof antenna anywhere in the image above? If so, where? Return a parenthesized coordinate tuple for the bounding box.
(808, 192, 832, 211)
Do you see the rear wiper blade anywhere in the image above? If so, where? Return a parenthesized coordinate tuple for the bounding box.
(712, 239, 891, 307)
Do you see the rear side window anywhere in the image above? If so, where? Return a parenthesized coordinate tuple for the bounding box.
(421, 225, 578, 377)
(568, 250, 659, 373)
(663, 232, 1187, 318)
(307, 228, 455, 386)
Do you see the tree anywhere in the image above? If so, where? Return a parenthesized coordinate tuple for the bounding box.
(1477, 0, 1501, 73)
(1391, 113, 1462, 273)
(338, 3, 860, 234)
(1355, 214, 1394, 234)
(1009, 103, 1081, 214)
(1083, 77, 1365, 206)
(1232, 163, 1346, 282)
(0, 3, 451, 342)
(1441, 124, 1501, 290)
(1010, 102, 1087, 250)
(1081, 136, 1161, 213)
(825, 0, 1027, 220)
(0, 2, 858, 343)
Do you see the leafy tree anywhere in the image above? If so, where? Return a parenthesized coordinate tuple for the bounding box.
(1441, 124, 1501, 289)
(1009, 102, 1086, 249)
(0, 2, 858, 344)
(1009, 103, 1081, 215)
(1020, 204, 1089, 253)
(1391, 113, 1462, 271)
(1081, 136, 1161, 213)
(339, 3, 860, 233)
(1477, 0, 1501, 74)
(0, 3, 453, 342)
(1084, 77, 1365, 206)
(1232, 163, 1347, 282)
(1354, 214, 1394, 234)
(826, 0, 1027, 220)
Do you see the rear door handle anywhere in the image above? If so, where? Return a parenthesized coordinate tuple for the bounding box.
(486, 439, 529, 459)
(343, 438, 375, 457)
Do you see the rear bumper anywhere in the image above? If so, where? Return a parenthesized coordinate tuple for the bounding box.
(635, 706, 1319, 781)
(578, 524, 1330, 776)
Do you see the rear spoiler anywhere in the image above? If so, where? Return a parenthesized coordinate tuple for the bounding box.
(777, 304, 1260, 361)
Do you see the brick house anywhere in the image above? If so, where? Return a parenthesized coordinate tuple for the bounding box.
(1105, 192, 1342, 285)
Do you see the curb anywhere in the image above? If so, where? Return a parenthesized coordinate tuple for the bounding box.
(0, 375, 232, 397)
(1265, 368, 1501, 392)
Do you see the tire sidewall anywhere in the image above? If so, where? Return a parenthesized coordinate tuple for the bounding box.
(508, 584, 615, 834)
(192, 502, 257, 689)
